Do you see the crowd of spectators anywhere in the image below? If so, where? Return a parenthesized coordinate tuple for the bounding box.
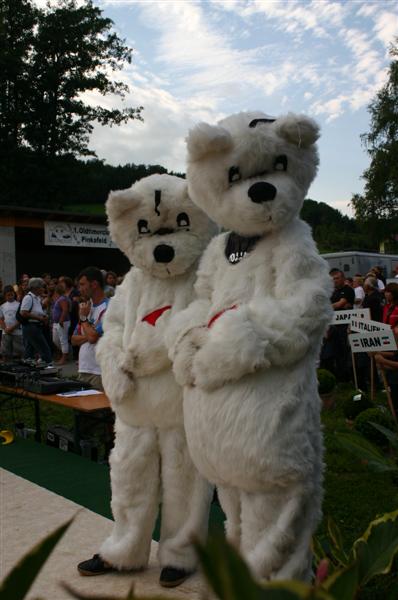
(0, 268, 122, 391)
(320, 264, 398, 413)
(1, 262, 398, 406)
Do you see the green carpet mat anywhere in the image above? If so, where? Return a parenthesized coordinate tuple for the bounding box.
(1, 437, 113, 519)
(1, 437, 225, 538)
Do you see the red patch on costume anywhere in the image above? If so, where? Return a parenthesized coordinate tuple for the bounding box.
(207, 305, 237, 328)
(142, 305, 172, 326)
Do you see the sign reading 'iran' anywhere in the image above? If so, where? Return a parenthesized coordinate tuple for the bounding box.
(349, 329, 397, 353)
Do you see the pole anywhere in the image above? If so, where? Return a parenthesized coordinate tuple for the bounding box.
(370, 355, 375, 401)
(351, 349, 358, 390)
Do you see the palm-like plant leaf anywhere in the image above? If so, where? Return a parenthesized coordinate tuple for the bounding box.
(0, 517, 73, 600)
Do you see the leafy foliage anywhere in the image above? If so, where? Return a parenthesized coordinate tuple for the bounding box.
(1, 150, 175, 208)
(300, 199, 376, 252)
(317, 369, 337, 395)
(351, 40, 398, 250)
(354, 408, 394, 446)
(342, 391, 373, 420)
(0, 0, 142, 158)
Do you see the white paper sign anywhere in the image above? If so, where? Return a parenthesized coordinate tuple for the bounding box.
(349, 329, 397, 353)
(45, 221, 116, 248)
(350, 317, 390, 334)
(332, 309, 370, 325)
(56, 389, 101, 397)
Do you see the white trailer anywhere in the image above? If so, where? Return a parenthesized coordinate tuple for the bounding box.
(321, 251, 398, 279)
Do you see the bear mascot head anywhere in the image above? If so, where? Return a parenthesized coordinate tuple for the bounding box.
(106, 173, 215, 278)
(186, 111, 319, 236)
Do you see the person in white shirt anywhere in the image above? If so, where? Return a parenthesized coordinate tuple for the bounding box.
(353, 275, 365, 307)
(0, 285, 23, 359)
(20, 278, 52, 363)
(71, 267, 109, 391)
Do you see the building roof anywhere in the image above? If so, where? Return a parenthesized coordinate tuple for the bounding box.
(0, 205, 106, 224)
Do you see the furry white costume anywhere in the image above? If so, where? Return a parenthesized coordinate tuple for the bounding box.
(167, 112, 333, 581)
(92, 174, 215, 586)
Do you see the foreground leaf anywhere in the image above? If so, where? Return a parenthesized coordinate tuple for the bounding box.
(369, 422, 398, 451)
(352, 509, 398, 585)
(326, 516, 349, 566)
(312, 536, 328, 565)
(335, 432, 397, 472)
(0, 517, 73, 600)
(194, 534, 265, 600)
(263, 580, 333, 599)
(322, 561, 359, 600)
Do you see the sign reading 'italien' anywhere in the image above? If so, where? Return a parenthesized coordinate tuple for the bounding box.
(44, 221, 116, 248)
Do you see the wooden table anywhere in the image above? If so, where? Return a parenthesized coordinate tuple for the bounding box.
(0, 384, 111, 450)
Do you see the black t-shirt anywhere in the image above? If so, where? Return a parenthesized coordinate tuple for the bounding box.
(362, 290, 383, 322)
(331, 285, 355, 308)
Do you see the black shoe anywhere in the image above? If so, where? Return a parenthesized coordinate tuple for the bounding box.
(77, 554, 115, 576)
(159, 566, 193, 588)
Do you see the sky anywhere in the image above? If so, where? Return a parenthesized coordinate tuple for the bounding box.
(37, 0, 398, 216)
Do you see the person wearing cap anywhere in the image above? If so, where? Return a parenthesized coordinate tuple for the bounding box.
(20, 277, 52, 364)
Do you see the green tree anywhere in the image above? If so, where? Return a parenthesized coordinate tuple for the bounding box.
(0, 0, 142, 158)
(352, 40, 398, 248)
(0, 0, 38, 151)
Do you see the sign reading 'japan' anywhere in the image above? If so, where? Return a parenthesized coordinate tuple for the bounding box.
(331, 309, 370, 325)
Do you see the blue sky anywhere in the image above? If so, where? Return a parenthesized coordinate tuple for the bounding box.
(38, 1, 398, 216)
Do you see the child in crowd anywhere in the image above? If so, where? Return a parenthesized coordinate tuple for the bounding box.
(51, 283, 71, 365)
(0, 285, 24, 359)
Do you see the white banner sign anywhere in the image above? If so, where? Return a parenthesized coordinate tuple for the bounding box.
(45, 221, 116, 248)
(349, 329, 397, 353)
(350, 317, 390, 334)
(332, 308, 370, 325)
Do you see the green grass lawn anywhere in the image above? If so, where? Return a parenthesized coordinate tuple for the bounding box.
(1, 382, 398, 596)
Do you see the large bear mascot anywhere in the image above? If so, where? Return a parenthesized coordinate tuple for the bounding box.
(167, 112, 333, 581)
(78, 174, 216, 588)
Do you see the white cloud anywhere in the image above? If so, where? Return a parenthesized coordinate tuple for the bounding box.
(373, 11, 398, 48)
(88, 81, 225, 171)
(356, 3, 378, 19)
(311, 94, 349, 121)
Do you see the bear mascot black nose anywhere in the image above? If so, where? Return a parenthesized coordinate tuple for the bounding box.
(153, 244, 175, 263)
(248, 182, 277, 203)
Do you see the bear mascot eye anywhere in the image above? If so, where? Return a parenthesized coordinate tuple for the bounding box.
(176, 212, 190, 228)
(228, 166, 242, 183)
(137, 219, 150, 234)
(273, 155, 288, 172)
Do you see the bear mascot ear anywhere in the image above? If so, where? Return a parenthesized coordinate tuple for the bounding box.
(106, 188, 139, 222)
(106, 188, 140, 256)
(274, 113, 320, 148)
(186, 122, 233, 161)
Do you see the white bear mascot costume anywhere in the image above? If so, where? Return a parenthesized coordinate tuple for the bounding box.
(167, 113, 333, 582)
(78, 174, 215, 588)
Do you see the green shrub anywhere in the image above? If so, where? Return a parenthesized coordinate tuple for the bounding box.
(317, 368, 337, 394)
(342, 391, 373, 420)
(354, 408, 394, 446)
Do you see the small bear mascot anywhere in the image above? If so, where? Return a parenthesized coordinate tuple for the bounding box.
(78, 173, 216, 588)
(167, 112, 333, 581)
